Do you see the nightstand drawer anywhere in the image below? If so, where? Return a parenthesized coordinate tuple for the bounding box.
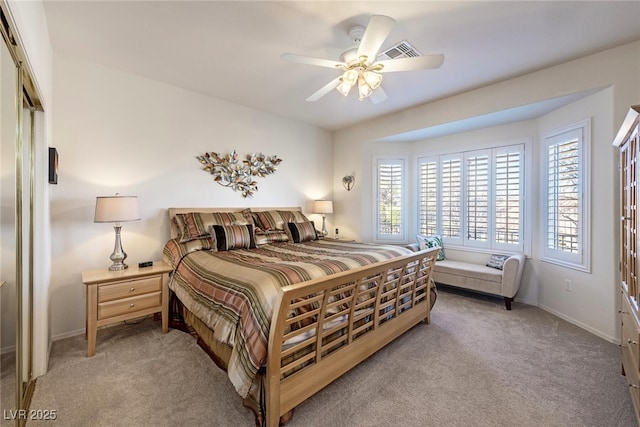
(98, 292, 161, 320)
(98, 276, 162, 303)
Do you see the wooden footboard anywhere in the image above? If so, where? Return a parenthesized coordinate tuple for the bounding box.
(265, 247, 438, 426)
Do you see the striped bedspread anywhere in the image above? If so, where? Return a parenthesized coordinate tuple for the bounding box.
(163, 238, 412, 398)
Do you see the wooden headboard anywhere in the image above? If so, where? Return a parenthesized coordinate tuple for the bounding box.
(168, 207, 303, 239)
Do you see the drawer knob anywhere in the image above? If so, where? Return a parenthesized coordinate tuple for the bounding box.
(628, 339, 638, 345)
(630, 384, 639, 389)
(130, 287, 135, 292)
(129, 303, 135, 308)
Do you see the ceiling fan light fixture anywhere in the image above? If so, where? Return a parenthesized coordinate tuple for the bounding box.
(336, 78, 354, 96)
(358, 55, 370, 66)
(343, 69, 359, 86)
(283, 14, 445, 103)
(357, 76, 373, 101)
(363, 70, 382, 90)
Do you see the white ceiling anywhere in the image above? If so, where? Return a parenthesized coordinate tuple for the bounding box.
(42, 1, 640, 132)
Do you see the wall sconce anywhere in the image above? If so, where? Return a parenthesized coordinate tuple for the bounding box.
(342, 175, 355, 191)
(94, 193, 140, 271)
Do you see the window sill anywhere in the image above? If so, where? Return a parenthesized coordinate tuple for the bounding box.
(540, 256, 590, 274)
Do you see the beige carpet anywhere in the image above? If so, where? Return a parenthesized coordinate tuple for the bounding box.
(27, 287, 636, 427)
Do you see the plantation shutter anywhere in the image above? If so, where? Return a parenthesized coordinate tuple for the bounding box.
(465, 151, 489, 246)
(547, 135, 580, 253)
(418, 158, 438, 236)
(440, 156, 462, 242)
(494, 145, 523, 248)
(375, 158, 406, 241)
(542, 119, 590, 271)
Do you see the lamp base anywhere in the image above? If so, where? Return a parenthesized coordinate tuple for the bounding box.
(321, 215, 328, 236)
(108, 224, 128, 271)
(108, 262, 128, 272)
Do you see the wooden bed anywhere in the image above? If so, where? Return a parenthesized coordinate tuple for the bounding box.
(164, 207, 438, 426)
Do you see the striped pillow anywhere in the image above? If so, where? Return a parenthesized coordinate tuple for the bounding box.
(174, 210, 254, 242)
(287, 221, 317, 243)
(278, 210, 309, 224)
(211, 224, 256, 251)
(254, 210, 309, 231)
(255, 231, 290, 246)
(254, 210, 287, 231)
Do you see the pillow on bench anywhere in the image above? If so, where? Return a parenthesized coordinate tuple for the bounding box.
(416, 234, 445, 261)
(486, 254, 510, 270)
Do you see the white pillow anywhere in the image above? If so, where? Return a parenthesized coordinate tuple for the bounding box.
(416, 234, 445, 261)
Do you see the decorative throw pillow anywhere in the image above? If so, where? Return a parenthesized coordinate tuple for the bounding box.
(416, 234, 445, 261)
(287, 221, 317, 243)
(211, 224, 256, 251)
(486, 254, 510, 270)
(254, 230, 290, 246)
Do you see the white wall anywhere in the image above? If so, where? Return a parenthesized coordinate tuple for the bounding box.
(333, 41, 640, 342)
(535, 88, 617, 340)
(50, 54, 333, 339)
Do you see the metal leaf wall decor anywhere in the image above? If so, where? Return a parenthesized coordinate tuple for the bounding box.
(197, 150, 283, 198)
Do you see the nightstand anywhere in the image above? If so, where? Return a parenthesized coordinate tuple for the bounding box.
(81, 262, 171, 357)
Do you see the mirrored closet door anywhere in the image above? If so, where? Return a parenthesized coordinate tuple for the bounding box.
(0, 4, 41, 426)
(0, 27, 20, 425)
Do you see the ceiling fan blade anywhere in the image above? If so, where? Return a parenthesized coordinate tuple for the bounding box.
(357, 15, 396, 61)
(377, 54, 445, 73)
(281, 53, 344, 69)
(305, 77, 342, 102)
(369, 87, 388, 104)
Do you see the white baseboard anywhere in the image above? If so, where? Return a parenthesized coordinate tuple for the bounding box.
(538, 303, 618, 344)
(514, 296, 538, 306)
(52, 328, 85, 342)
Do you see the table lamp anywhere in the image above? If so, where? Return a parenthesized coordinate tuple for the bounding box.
(313, 200, 333, 237)
(94, 194, 140, 271)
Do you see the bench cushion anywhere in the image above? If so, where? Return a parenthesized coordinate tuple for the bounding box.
(434, 260, 502, 284)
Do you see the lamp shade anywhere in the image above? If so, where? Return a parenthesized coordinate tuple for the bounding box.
(313, 200, 333, 214)
(94, 195, 140, 223)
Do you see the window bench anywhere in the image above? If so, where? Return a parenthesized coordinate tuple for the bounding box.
(407, 244, 525, 310)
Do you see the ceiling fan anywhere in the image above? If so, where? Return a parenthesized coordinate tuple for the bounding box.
(282, 15, 444, 103)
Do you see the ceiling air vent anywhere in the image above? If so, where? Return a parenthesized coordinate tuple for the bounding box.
(377, 40, 422, 60)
